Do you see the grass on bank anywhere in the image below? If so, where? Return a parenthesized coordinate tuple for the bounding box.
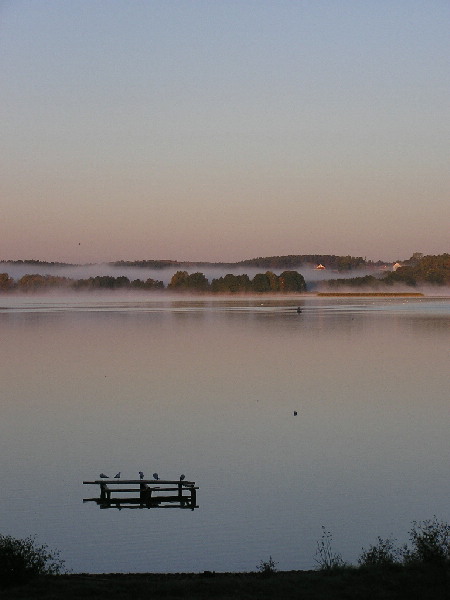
(3, 566, 450, 600)
(2, 517, 450, 599)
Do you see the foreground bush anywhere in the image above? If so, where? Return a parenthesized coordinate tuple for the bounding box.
(256, 555, 279, 577)
(404, 517, 450, 565)
(357, 517, 450, 569)
(0, 534, 65, 588)
(315, 527, 346, 571)
(358, 536, 402, 567)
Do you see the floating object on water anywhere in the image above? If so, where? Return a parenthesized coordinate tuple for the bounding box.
(139, 471, 144, 480)
(153, 473, 159, 480)
(114, 472, 121, 479)
(83, 477, 199, 510)
(99, 473, 109, 478)
(293, 411, 298, 416)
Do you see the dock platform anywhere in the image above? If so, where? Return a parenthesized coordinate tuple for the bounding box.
(83, 479, 198, 510)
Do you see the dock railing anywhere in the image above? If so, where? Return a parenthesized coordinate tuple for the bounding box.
(83, 479, 198, 510)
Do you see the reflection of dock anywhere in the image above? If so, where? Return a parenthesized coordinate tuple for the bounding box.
(83, 479, 198, 510)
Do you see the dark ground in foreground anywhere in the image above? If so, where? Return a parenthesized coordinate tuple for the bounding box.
(2, 567, 450, 600)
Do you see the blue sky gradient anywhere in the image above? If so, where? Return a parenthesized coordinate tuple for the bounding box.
(1, 0, 449, 263)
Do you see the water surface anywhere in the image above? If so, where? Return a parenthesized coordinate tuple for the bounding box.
(0, 294, 449, 573)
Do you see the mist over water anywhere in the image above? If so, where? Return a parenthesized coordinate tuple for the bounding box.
(1, 261, 386, 287)
(0, 295, 448, 574)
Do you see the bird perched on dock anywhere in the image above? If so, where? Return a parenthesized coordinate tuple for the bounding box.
(139, 471, 144, 480)
(180, 474, 185, 481)
(152, 473, 159, 480)
(114, 472, 121, 479)
(99, 473, 109, 478)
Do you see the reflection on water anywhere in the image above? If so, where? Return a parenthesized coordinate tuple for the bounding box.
(0, 294, 449, 573)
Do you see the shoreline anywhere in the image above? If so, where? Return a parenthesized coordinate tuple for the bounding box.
(6, 566, 450, 600)
(317, 292, 424, 297)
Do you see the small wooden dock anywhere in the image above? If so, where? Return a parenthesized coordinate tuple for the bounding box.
(83, 479, 198, 510)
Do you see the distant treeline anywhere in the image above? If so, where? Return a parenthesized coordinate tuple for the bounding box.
(1, 254, 448, 292)
(0, 259, 77, 267)
(0, 274, 164, 292)
(111, 259, 182, 269)
(5, 254, 444, 275)
(235, 254, 372, 270)
(111, 254, 375, 271)
(2, 255, 373, 271)
(0, 254, 397, 271)
(323, 254, 450, 288)
(0, 270, 307, 293)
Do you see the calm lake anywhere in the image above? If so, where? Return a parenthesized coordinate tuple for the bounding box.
(0, 293, 449, 574)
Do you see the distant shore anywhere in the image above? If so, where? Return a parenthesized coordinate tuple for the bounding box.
(317, 292, 424, 297)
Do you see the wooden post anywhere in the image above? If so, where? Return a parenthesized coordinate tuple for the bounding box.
(140, 483, 153, 507)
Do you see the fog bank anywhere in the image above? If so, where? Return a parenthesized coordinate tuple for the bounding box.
(0, 262, 385, 287)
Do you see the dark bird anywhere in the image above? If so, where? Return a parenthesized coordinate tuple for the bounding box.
(152, 473, 159, 480)
(296, 307, 302, 313)
(180, 474, 186, 481)
(99, 473, 109, 478)
(139, 471, 144, 480)
(293, 411, 298, 416)
(114, 472, 121, 479)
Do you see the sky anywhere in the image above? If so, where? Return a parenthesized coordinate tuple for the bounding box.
(1, 0, 449, 264)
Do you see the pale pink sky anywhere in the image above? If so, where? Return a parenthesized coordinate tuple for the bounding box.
(1, 1, 449, 264)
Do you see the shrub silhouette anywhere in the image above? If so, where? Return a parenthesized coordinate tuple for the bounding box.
(358, 518, 450, 569)
(0, 534, 65, 588)
(404, 517, 450, 565)
(315, 527, 346, 571)
(358, 536, 402, 567)
(256, 556, 278, 576)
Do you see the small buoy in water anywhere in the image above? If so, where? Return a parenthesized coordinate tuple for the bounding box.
(293, 411, 298, 416)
